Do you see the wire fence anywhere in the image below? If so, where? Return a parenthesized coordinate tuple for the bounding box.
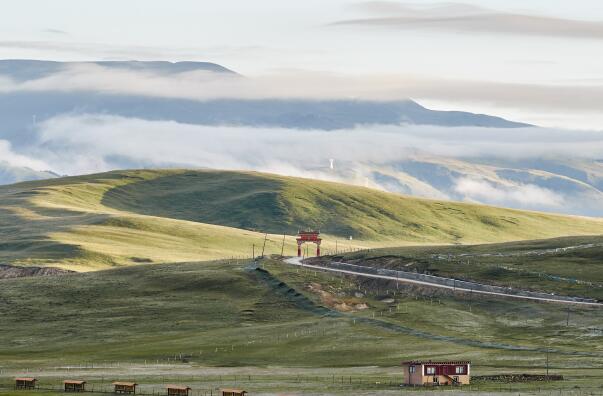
(298, 260, 600, 305)
(3, 378, 603, 395)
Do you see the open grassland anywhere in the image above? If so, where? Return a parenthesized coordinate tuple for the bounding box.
(1, 260, 602, 368)
(1, 259, 603, 393)
(0, 170, 355, 271)
(326, 235, 603, 300)
(2, 170, 603, 393)
(1, 169, 603, 271)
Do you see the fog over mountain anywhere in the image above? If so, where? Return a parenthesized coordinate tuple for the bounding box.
(1, 60, 602, 217)
(0, 161, 58, 185)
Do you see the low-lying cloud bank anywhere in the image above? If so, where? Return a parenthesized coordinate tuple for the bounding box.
(454, 177, 565, 208)
(0, 113, 599, 215)
(26, 114, 603, 177)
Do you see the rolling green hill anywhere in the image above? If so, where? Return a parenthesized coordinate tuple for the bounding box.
(1, 258, 602, 392)
(1, 168, 603, 271)
(100, 169, 603, 243)
(2, 168, 603, 392)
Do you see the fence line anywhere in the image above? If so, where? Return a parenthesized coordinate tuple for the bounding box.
(292, 259, 601, 305)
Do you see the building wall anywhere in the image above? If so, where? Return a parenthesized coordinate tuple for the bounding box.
(403, 364, 471, 385)
(423, 374, 470, 385)
(402, 364, 424, 385)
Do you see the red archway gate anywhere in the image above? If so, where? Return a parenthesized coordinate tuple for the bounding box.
(296, 230, 321, 257)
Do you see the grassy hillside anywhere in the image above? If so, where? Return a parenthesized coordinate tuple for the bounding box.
(1, 259, 602, 388)
(0, 171, 316, 271)
(1, 169, 603, 271)
(100, 170, 603, 243)
(324, 235, 603, 300)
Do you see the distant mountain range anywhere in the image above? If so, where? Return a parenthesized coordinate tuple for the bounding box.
(0, 60, 528, 145)
(3, 60, 602, 218)
(0, 59, 236, 81)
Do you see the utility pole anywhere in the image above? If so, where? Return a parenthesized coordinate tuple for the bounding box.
(261, 233, 268, 258)
(566, 306, 571, 327)
(396, 271, 399, 289)
(469, 286, 473, 313)
(280, 233, 286, 257)
(545, 347, 549, 380)
(252, 244, 255, 261)
(335, 240, 338, 254)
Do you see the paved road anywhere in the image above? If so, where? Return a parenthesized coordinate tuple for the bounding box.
(283, 257, 603, 307)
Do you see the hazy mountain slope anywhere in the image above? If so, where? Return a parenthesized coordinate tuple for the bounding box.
(0, 94, 530, 147)
(0, 161, 58, 184)
(0, 60, 529, 150)
(364, 157, 603, 217)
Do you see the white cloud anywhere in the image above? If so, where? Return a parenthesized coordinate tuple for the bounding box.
(335, 2, 603, 40)
(24, 114, 603, 176)
(454, 177, 565, 208)
(1, 113, 600, 215)
(0, 140, 50, 170)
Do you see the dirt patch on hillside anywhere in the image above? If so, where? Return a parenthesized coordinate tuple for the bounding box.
(0, 264, 73, 279)
(305, 282, 369, 312)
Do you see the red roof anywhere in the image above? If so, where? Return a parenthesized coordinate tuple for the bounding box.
(402, 360, 471, 365)
(15, 378, 36, 382)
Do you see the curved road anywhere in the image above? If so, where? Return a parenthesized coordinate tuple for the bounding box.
(283, 257, 603, 307)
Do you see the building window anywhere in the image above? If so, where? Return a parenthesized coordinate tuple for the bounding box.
(453, 376, 459, 383)
(433, 377, 439, 384)
(409, 366, 416, 374)
(426, 367, 435, 375)
(455, 366, 465, 374)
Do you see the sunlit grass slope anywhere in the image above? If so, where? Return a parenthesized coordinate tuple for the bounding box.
(1, 259, 602, 372)
(100, 170, 603, 242)
(1, 169, 602, 271)
(0, 171, 312, 271)
(101, 169, 603, 242)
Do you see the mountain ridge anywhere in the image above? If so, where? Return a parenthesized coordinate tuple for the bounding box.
(0, 59, 236, 80)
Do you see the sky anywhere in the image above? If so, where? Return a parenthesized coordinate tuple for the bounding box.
(1, 0, 603, 128)
(1, 1, 603, 216)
